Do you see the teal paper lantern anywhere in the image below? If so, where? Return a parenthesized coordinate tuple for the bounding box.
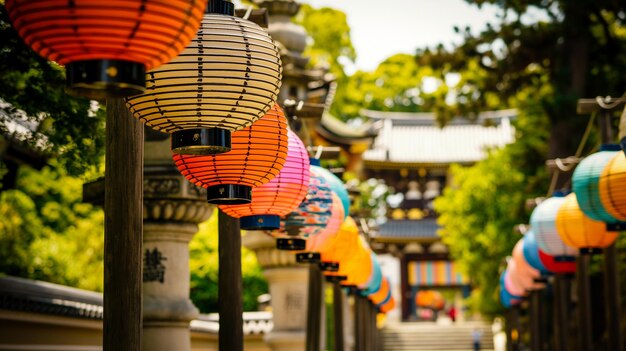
(572, 145, 621, 222)
(311, 161, 350, 218)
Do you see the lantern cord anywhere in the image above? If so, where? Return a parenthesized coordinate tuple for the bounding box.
(595, 94, 626, 110)
(315, 145, 324, 159)
(243, 6, 253, 20)
(575, 112, 596, 158)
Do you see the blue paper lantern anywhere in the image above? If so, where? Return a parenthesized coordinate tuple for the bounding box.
(499, 270, 521, 308)
(522, 229, 549, 276)
(572, 145, 621, 222)
(530, 195, 578, 257)
(311, 161, 350, 218)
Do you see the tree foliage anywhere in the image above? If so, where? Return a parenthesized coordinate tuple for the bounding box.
(0, 163, 104, 291)
(433, 0, 626, 316)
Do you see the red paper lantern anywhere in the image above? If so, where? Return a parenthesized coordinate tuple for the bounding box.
(6, 0, 206, 98)
(219, 130, 310, 230)
(538, 250, 576, 274)
(173, 104, 288, 204)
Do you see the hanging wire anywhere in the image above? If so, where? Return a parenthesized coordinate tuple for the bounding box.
(547, 111, 597, 196)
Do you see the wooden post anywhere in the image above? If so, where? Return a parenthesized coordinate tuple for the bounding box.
(354, 296, 365, 351)
(333, 284, 345, 351)
(530, 290, 542, 351)
(598, 111, 624, 351)
(306, 264, 323, 351)
(505, 309, 514, 351)
(218, 210, 243, 351)
(104, 99, 144, 351)
(577, 255, 593, 351)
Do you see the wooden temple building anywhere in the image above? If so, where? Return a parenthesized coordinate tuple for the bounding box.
(315, 108, 517, 321)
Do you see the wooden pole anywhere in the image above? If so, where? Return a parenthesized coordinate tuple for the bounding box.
(354, 296, 365, 351)
(333, 284, 345, 351)
(530, 290, 543, 351)
(218, 210, 243, 351)
(576, 255, 593, 351)
(104, 99, 144, 351)
(598, 111, 624, 351)
(306, 264, 323, 351)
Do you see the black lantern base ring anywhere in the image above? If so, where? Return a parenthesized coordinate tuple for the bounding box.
(276, 238, 306, 251)
(325, 275, 347, 283)
(240, 215, 280, 230)
(320, 261, 339, 272)
(296, 252, 321, 263)
(206, 184, 252, 205)
(171, 128, 231, 155)
(66, 59, 146, 99)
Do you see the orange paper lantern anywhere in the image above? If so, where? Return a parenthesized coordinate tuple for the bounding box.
(556, 193, 618, 253)
(320, 216, 359, 273)
(380, 297, 396, 314)
(292, 193, 344, 261)
(173, 104, 288, 204)
(369, 278, 390, 306)
(6, 0, 206, 98)
(600, 152, 626, 221)
(219, 130, 310, 230)
(341, 240, 374, 288)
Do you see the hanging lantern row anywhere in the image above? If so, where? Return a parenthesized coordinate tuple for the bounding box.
(219, 130, 310, 230)
(8, 0, 283, 157)
(6, 0, 207, 98)
(501, 145, 626, 308)
(173, 103, 288, 204)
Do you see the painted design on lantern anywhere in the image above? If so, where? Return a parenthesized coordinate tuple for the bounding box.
(284, 167, 333, 237)
(143, 248, 167, 283)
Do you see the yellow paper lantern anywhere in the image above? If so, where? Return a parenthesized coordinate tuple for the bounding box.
(556, 193, 618, 254)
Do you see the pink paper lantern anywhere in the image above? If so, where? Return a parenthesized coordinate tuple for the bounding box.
(504, 264, 526, 297)
(219, 130, 310, 230)
(512, 239, 545, 291)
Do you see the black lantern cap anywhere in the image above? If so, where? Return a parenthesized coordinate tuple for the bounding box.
(325, 275, 347, 283)
(606, 221, 626, 231)
(206, 0, 235, 15)
(207, 184, 252, 204)
(66, 59, 146, 99)
(296, 252, 321, 264)
(276, 238, 306, 251)
(319, 261, 339, 272)
(580, 248, 603, 255)
(240, 215, 280, 230)
(171, 128, 231, 155)
(554, 255, 577, 262)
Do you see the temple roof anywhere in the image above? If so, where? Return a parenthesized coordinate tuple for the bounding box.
(362, 109, 516, 166)
(316, 113, 380, 146)
(372, 219, 441, 241)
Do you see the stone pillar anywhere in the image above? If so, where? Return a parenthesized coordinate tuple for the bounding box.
(142, 134, 213, 351)
(243, 231, 310, 351)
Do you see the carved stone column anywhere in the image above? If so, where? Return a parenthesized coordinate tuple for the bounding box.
(243, 231, 310, 351)
(142, 134, 213, 351)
